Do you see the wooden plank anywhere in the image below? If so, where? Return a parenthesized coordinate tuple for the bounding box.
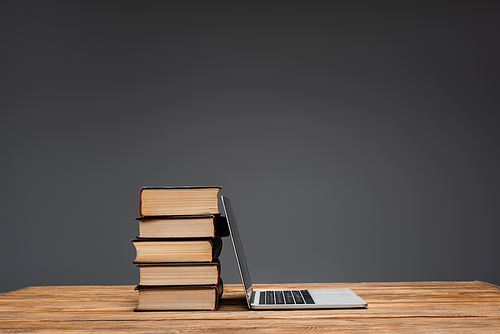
(1, 318, 500, 333)
(0, 282, 499, 333)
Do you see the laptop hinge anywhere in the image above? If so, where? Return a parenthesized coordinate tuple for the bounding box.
(249, 289, 256, 305)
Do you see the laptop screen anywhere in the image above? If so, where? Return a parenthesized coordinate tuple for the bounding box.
(221, 196, 253, 302)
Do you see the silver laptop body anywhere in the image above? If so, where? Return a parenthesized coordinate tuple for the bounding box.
(221, 196, 368, 310)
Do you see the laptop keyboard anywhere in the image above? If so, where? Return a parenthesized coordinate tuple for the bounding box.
(259, 290, 315, 305)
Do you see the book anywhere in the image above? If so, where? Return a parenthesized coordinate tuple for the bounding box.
(132, 238, 222, 263)
(134, 280, 223, 311)
(136, 214, 229, 238)
(136, 260, 221, 286)
(140, 186, 221, 216)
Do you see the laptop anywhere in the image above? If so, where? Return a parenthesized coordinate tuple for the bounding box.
(221, 196, 368, 310)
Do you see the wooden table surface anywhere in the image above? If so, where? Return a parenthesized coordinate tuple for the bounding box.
(1, 281, 499, 333)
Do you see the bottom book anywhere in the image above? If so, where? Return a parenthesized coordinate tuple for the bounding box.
(134, 280, 223, 311)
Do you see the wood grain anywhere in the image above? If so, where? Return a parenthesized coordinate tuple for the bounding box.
(1, 281, 499, 333)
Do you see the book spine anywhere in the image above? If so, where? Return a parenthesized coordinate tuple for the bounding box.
(211, 238, 223, 262)
(213, 278, 223, 311)
(215, 215, 229, 238)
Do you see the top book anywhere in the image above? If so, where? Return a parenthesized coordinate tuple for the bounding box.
(140, 186, 221, 216)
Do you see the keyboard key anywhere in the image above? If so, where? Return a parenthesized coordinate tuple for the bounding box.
(292, 290, 305, 304)
(284, 291, 295, 304)
(300, 290, 315, 304)
(265, 291, 275, 305)
(275, 291, 285, 304)
(259, 291, 266, 305)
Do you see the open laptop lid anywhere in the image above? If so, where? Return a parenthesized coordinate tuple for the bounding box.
(221, 196, 254, 307)
(222, 195, 368, 310)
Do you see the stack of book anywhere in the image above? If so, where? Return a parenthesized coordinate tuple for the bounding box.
(132, 186, 227, 311)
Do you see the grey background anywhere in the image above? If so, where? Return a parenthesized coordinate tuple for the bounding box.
(1, 1, 499, 293)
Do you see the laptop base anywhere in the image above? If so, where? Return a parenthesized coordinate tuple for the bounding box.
(251, 288, 367, 310)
